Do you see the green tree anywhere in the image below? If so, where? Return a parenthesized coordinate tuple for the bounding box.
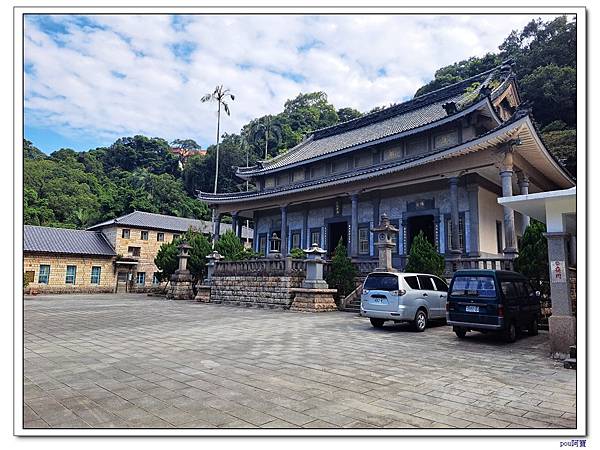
(154, 241, 179, 281)
(336, 107, 363, 123)
(541, 128, 576, 177)
(326, 239, 358, 302)
(24, 139, 46, 160)
(170, 138, 202, 150)
(404, 231, 445, 277)
(514, 220, 549, 297)
(215, 230, 247, 260)
(186, 230, 212, 279)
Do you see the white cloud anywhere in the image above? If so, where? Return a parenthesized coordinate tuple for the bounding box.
(24, 14, 546, 150)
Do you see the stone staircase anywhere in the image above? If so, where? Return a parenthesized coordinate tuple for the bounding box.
(342, 284, 363, 313)
(563, 345, 577, 370)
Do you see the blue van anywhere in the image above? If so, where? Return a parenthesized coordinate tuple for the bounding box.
(446, 270, 541, 342)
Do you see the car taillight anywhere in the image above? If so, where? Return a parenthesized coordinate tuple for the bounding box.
(498, 304, 504, 318)
(392, 289, 406, 296)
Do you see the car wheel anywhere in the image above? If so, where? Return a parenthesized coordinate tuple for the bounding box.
(370, 318, 385, 328)
(454, 327, 467, 339)
(413, 310, 427, 332)
(527, 318, 539, 336)
(503, 322, 517, 343)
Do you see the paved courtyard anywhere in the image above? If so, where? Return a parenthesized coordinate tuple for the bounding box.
(23, 294, 577, 430)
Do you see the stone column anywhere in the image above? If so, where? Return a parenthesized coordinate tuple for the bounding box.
(467, 185, 480, 257)
(500, 151, 518, 256)
(517, 172, 531, 233)
(213, 213, 222, 244)
(449, 176, 462, 255)
(350, 193, 359, 258)
(302, 209, 309, 249)
(372, 196, 381, 258)
(280, 205, 288, 257)
(231, 212, 239, 238)
(544, 232, 576, 355)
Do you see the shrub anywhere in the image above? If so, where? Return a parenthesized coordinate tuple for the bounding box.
(326, 239, 358, 302)
(289, 247, 306, 259)
(215, 230, 247, 260)
(514, 220, 549, 297)
(405, 231, 445, 277)
(154, 228, 212, 282)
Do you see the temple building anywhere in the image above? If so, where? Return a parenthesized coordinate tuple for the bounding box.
(199, 62, 574, 270)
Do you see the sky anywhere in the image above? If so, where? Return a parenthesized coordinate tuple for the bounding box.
(24, 14, 552, 154)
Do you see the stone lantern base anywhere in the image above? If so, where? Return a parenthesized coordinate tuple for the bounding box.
(166, 270, 194, 300)
(194, 283, 212, 303)
(290, 288, 338, 312)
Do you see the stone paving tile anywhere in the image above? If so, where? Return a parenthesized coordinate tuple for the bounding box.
(23, 294, 577, 430)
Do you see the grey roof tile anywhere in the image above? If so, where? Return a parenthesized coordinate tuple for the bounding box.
(238, 65, 514, 176)
(24, 225, 116, 256)
(87, 211, 253, 238)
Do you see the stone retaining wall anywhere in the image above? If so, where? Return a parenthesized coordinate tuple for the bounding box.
(210, 275, 303, 308)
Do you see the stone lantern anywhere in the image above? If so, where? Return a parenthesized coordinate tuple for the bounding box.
(268, 233, 282, 258)
(195, 250, 222, 303)
(167, 241, 194, 300)
(289, 243, 338, 312)
(372, 214, 399, 272)
(301, 243, 328, 289)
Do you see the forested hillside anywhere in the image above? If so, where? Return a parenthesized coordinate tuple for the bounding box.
(24, 15, 576, 230)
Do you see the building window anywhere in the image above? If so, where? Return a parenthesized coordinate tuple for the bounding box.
(90, 266, 101, 284)
(25, 270, 35, 285)
(173, 234, 180, 241)
(310, 165, 326, 179)
(65, 265, 77, 285)
(405, 137, 427, 156)
(331, 158, 348, 173)
(157, 232, 165, 242)
(496, 221, 503, 254)
(128, 246, 141, 257)
(446, 216, 465, 251)
(433, 130, 459, 149)
(258, 233, 267, 255)
(152, 272, 161, 285)
(291, 230, 301, 249)
(122, 229, 130, 239)
(141, 230, 149, 240)
(38, 265, 50, 284)
(310, 228, 321, 247)
(136, 272, 146, 285)
(358, 227, 370, 255)
(292, 169, 305, 183)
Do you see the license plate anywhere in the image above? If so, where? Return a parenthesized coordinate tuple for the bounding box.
(465, 305, 480, 313)
(371, 298, 388, 305)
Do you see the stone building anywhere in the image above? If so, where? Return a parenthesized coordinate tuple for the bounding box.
(87, 210, 252, 292)
(199, 63, 574, 270)
(24, 211, 253, 294)
(24, 226, 116, 293)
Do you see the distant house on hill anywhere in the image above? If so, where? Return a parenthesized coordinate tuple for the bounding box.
(24, 211, 253, 294)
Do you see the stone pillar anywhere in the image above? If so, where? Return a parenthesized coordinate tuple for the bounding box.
(545, 232, 576, 355)
(280, 205, 288, 257)
(213, 213, 222, 244)
(449, 176, 462, 255)
(231, 212, 239, 238)
(302, 209, 309, 249)
(350, 193, 359, 258)
(517, 172, 531, 234)
(500, 151, 518, 256)
(467, 185, 480, 257)
(372, 196, 380, 258)
(372, 214, 399, 272)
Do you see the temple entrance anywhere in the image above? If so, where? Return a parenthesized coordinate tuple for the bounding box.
(406, 215, 435, 253)
(328, 221, 348, 257)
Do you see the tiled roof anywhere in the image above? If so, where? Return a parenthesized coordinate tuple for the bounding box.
(238, 64, 514, 176)
(87, 210, 253, 238)
(24, 225, 116, 256)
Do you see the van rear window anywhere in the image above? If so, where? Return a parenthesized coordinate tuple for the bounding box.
(364, 274, 398, 291)
(450, 276, 496, 298)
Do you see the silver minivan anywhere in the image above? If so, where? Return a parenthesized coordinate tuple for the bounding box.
(360, 272, 449, 331)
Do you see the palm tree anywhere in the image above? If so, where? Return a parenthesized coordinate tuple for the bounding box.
(248, 115, 282, 159)
(201, 85, 235, 194)
(201, 85, 235, 246)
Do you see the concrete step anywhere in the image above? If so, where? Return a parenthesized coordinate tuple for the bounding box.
(563, 358, 576, 370)
(570, 345, 577, 359)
